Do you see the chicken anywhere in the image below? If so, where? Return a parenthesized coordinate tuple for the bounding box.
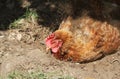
(45, 16, 120, 63)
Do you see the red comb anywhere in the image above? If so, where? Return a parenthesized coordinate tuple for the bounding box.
(45, 33, 55, 47)
(46, 33, 55, 40)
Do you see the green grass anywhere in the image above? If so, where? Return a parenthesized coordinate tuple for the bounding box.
(23, 8, 38, 20)
(5, 71, 75, 79)
(9, 8, 38, 29)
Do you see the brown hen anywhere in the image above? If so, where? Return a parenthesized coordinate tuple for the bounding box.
(45, 16, 120, 63)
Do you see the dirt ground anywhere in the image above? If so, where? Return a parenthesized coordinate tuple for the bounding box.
(0, 0, 120, 79)
(0, 24, 120, 79)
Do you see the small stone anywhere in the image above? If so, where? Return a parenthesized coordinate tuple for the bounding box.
(16, 33, 22, 41)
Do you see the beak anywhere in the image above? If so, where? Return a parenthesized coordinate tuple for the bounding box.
(46, 47, 50, 52)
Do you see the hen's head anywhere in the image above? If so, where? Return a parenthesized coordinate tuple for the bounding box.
(45, 33, 63, 53)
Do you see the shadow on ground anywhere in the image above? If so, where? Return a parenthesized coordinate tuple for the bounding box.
(0, 0, 26, 30)
(0, 0, 120, 30)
